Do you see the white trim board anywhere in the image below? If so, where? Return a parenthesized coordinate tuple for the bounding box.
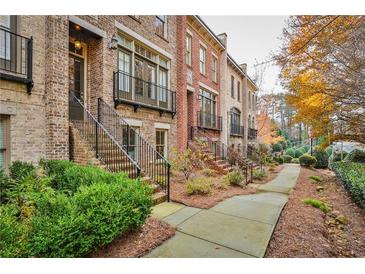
(115, 20, 173, 60)
(124, 118, 142, 127)
(198, 82, 219, 95)
(154, 122, 170, 130)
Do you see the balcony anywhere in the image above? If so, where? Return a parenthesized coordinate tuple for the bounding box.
(0, 27, 33, 93)
(113, 70, 176, 117)
(197, 111, 222, 131)
(230, 124, 244, 137)
(248, 128, 258, 140)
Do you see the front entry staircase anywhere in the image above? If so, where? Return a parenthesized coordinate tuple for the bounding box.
(70, 95, 170, 204)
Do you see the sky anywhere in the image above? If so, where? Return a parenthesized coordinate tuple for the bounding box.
(203, 16, 288, 94)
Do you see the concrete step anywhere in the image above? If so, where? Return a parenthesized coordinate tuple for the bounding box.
(153, 191, 167, 205)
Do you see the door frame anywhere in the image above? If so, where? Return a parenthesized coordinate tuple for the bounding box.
(69, 40, 88, 109)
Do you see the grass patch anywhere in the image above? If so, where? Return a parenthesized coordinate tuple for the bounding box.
(309, 175, 323, 183)
(303, 198, 331, 213)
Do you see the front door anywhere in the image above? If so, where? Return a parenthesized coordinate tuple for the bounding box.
(69, 42, 86, 121)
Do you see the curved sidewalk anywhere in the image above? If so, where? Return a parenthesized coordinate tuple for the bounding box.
(145, 164, 301, 258)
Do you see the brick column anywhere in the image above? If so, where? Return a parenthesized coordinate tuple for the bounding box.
(176, 16, 188, 151)
(45, 16, 70, 159)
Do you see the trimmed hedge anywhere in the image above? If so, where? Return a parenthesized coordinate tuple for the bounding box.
(332, 162, 365, 209)
(273, 156, 284, 164)
(294, 148, 306, 158)
(299, 154, 317, 167)
(313, 149, 329, 168)
(285, 148, 295, 158)
(344, 149, 365, 163)
(283, 155, 293, 163)
(292, 158, 300, 164)
(272, 143, 283, 152)
(0, 160, 153, 258)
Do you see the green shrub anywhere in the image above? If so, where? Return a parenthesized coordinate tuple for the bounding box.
(283, 155, 293, 163)
(344, 149, 365, 163)
(272, 143, 283, 152)
(303, 198, 331, 213)
(9, 161, 36, 182)
(332, 162, 365, 208)
(331, 151, 348, 162)
(0, 170, 14, 204)
(299, 154, 317, 167)
(309, 175, 323, 183)
(0, 160, 153, 258)
(200, 168, 217, 177)
(253, 170, 267, 180)
(313, 148, 329, 168)
(0, 204, 30, 257)
(325, 147, 333, 157)
(285, 148, 295, 158)
(301, 145, 310, 152)
(273, 156, 284, 164)
(186, 178, 213, 195)
(39, 159, 76, 185)
(278, 140, 288, 150)
(224, 170, 245, 186)
(291, 158, 300, 164)
(294, 148, 306, 158)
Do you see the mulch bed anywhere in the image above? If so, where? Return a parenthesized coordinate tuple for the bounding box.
(90, 218, 175, 258)
(170, 164, 285, 209)
(266, 166, 365, 258)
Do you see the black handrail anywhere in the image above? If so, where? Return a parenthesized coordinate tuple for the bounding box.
(197, 111, 222, 131)
(0, 27, 33, 93)
(230, 124, 244, 136)
(70, 95, 142, 178)
(113, 70, 176, 114)
(98, 98, 170, 199)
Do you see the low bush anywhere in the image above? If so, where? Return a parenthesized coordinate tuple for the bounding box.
(283, 155, 293, 163)
(344, 149, 365, 163)
(0, 160, 153, 258)
(186, 178, 213, 195)
(332, 151, 348, 162)
(273, 156, 284, 164)
(325, 147, 333, 157)
(291, 158, 300, 164)
(303, 198, 331, 213)
(309, 175, 323, 183)
(313, 149, 329, 168)
(332, 162, 365, 208)
(200, 168, 217, 177)
(9, 161, 36, 182)
(299, 154, 317, 167)
(300, 145, 310, 153)
(272, 143, 283, 152)
(285, 148, 295, 158)
(224, 170, 245, 186)
(253, 170, 267, 180)
(294, 148, 306, 158)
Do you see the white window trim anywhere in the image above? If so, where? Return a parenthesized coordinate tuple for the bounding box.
(115, 20, 172, 59)
(124, 118, 142, 127)
(199, 40, 207, 49)
(186, 28, 194, 37)
(154, 122, 170, 130)
(199, 82, 218, 95)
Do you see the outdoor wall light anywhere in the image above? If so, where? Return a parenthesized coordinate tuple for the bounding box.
(74, 39, 82, 50)
(108, 33, 118, 50)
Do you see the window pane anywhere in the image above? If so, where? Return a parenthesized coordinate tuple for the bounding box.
(0, 16, 10, 28)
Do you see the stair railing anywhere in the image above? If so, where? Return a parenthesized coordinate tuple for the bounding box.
(70, 95, 141, 178)
(98, 98, 170, 200)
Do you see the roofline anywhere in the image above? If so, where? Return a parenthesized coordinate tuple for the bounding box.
(227, 54, 258, 90)
(193, 15, 226, 50)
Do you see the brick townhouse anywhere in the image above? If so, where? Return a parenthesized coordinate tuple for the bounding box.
(0, 15, 257, 200)
(175, 16, 258, 162)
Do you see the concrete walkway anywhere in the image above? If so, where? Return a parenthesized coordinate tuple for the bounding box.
(145, 164, 301, 258)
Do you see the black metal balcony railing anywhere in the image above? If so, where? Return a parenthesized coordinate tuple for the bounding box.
(0, 27, 33, 93)
(113, 70, 176, 115)
(248, 128, 258, 140)
(230, 124, 244, 136)
(197, 111, 222, 131)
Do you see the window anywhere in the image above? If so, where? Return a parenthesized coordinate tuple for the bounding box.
(248, 115, 252, 128)
(249, 91, 251, 109)
(231, 76, 235, 98)
(199, 88, 217, 128)
(118, 50, 131, 92)
(122, 126, 139, 160)
(159, 68, 168, 103)
(231, 108, 241, 135)
(0, 116, 9, 171)
(155, 16, 166, 38)
(186, 34, 192, 66)
(212, 57, 217, 82)
(237, 81, 241, 101)
(156, 129, 167, 158)
(0, 15, 11, 60)
(199, 46, 206, 75)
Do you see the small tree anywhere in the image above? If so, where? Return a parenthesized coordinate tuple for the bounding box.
(170, 148, 195, 181)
